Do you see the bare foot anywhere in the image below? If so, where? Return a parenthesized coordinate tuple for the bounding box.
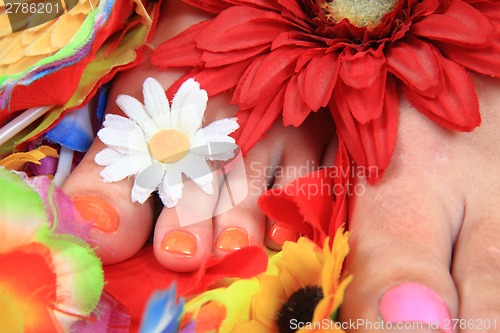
(341, 73, 500, 332)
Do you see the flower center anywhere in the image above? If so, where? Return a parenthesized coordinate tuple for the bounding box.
(322, 0, 398, 27)
(148, 129, 190, 163)
(276, 285, 324, 333)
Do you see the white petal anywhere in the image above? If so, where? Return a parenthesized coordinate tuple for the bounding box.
(158, 164, 184, 208)
(177, 154, 214, 195)
(190, 127, 239, 161)
(102, 114, 142, 133)
(200, 117, 239, 137)
(143, 77, 171, 120)
(132, 163, 165, 204)
(179, 104, 203, 138)
(135, 162, 165, 190)
(131, 182, 156, 204)
(170, 78, 208, 131)
(116, 94, 151, 125)
(116, 94, 159, 135)
(94, 148, 123, 166)
(97, 126, 148, 154)
(100, 154, 151, 182)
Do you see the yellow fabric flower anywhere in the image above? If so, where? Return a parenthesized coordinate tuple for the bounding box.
(0, 0, 98, 76)
(181, 227, 351, 333)
(0, 145, 58, 170)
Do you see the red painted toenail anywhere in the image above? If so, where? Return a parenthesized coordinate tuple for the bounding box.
(161, 230, 197, 257)
(72, 194, 119, 233)
(269, 224, 299, 245)
(215, 227, 251, 252)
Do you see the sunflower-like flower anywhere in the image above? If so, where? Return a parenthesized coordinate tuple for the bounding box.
(0, 168, 104, 332)
(176, 228, 351, 333)
(152, 0, 500, 180)
(95, 77, 239, 207)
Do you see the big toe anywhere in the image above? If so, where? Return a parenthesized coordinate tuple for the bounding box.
(63, 138, 154, 265)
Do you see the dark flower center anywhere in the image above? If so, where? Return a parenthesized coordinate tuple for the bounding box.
(276, 285, 324, 333)
(321, 0, 398, 27)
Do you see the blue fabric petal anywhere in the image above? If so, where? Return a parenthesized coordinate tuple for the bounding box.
(140, 284, 185, 333)
(45, 104, 94, 152)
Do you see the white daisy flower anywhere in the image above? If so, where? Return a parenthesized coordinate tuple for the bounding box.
(95, 77, 239, 208)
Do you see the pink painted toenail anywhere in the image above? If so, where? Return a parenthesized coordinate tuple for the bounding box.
(216, 228, 250, 252)
(380, 283, 452, 333)
(161, 230, 197, 257)
(269, 224, 299, 245)
(72, 194, 119, 233)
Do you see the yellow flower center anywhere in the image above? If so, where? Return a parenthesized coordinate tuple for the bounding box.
(148, 129, 190, 163)
(322, 0, 398, 27)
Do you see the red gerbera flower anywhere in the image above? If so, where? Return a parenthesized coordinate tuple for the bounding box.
(152, 0, 500, 180)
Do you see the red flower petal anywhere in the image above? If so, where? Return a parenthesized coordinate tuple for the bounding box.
(331, 76, 399, 181)
(339, 50, 385, 89)
(403, 54, 481, 132)
(201, 44, 269, 67)
(258, 139, 351, 246)
(386, 36, 443, 96)
(298, 51, 339, 111)
(150, 21, 208, 68)
(467, 0, 500, 25)
(277, 0, 308, 20)
(195, 7, 289, 53)
(438, 36, 500, 76)
(235, 47, 303, 108)
(329, 139, 350, 234)
(167, 60, 252, 98)
(235, 84, 286, 154)
(283, 75, 312, 127)
(337, 50, 387, 124)
(183, 0, 231, 13)
(104, 244, 267, 332)
(411, 0, 494, 47)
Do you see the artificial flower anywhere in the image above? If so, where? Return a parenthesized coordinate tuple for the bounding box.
(0, 145, 58, 170)
(259, 138, 350, 247)
(152, 0, 500, 180)
(0, 0, 98, 77)
(0, 168, 104, 332)
(0, 0, 162, 153)
(104, 245, 268, 332)
(140, 284, 185, 333)
(95, 77, 240, 207)
(177, 229, 351, 333)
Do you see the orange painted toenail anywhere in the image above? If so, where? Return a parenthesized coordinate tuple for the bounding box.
(72, 195, 119, 233)
(161, 230, 197, 257)
(269, 224, 299, 245)
(216, 228, 251, 252)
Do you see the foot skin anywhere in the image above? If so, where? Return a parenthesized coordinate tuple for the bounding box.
(341, 73, 500, 332)
(62, 0, 335, 271)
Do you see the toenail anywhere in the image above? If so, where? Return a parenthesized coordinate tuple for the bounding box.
(161, 230, 197, 257)
(215, 227, 251, 252)
(72, 194, 119, 233)
(269, 224, 299, 245)
(379, 283, 452, 333)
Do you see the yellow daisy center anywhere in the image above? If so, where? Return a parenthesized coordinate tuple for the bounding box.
(148, 129, 190, 163)
(322, 0, 398, 27)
